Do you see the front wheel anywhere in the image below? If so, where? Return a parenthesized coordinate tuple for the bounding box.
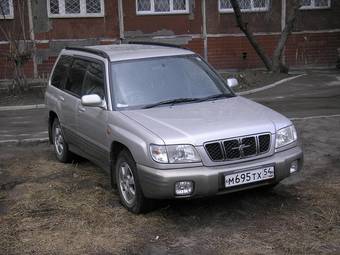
(115, 150, 153, 214)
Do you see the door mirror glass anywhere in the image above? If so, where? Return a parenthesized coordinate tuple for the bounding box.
(81, 94, 103, 107)
(227, 78, 238, 88)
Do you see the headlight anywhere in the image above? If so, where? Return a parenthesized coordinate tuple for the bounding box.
(150, 144, 201, 164)
(275, 125, 297, 148)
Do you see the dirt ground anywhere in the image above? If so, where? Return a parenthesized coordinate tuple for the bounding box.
(0, 117, 339, 255)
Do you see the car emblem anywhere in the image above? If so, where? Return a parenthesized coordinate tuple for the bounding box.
(232, 139, 251, 157)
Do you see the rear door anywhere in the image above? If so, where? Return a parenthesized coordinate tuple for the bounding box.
(61, 58, 90, 145)
(76, 60, 110, 167)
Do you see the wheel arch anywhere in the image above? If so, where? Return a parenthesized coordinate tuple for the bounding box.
(110, 141, 136, 188)
(48, 111, 59, 144)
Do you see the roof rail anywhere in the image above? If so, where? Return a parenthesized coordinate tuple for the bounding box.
(65, 46, 109, 59)
(127, 41, 185, 49)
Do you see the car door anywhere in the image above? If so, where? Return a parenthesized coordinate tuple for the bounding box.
(76, 60, 110, 168)
(61, 58, 90, 146)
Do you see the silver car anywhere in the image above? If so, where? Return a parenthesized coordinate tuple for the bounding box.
(45, 44, 303, 213)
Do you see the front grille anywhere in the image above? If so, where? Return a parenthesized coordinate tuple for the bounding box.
(224, 140, 241, 159)
(258, 134, 271, 153)
(205, 133, 271, 162)
(205, 142, 224, 161)
(241, 137, 257, 156)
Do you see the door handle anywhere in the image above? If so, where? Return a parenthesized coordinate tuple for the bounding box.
(58, 95, 65, 102)
(78, 106, 86, 113)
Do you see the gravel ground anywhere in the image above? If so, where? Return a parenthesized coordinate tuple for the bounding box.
(0, 117, 339, 255)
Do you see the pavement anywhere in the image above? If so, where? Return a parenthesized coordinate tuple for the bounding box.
(246, 69, 340, 119)
(0, 69, 339, 145)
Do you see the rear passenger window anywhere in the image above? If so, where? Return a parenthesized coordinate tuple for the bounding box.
(65, 59, 89, 97)
(51, 55, 73, 89)
(82, 62, 105, 99)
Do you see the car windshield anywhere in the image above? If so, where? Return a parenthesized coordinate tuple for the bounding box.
(110, 55, 234, 109)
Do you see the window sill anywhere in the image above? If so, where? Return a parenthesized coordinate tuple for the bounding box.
(299, 6, 331, 10)
(218, 9, 269, 13)
(47, 14, 105, 18)
(136, 11, 190, 16)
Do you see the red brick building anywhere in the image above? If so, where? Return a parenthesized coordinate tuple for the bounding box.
(0, 0, 339, 79)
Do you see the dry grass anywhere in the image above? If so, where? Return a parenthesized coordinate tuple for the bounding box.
(0, 117, 340, 254)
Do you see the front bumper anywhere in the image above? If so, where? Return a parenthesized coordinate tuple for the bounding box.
(137, 146, 303, 199)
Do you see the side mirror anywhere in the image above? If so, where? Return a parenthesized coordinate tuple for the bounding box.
(81, 94, 105, 108)
(227, 78, 238, 88)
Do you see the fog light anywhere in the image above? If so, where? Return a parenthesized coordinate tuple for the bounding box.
(175, 181, 194, 196)
(290, 160, 298, 174)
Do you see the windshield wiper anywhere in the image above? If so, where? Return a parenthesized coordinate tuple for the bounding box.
(143, 98, 202, 109)
(198, 93, 233, 102)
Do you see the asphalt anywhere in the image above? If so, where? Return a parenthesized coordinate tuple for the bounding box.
(0, 69, 339, 144)
(0, 108, 48, 144)
(247, 69, 340, 119)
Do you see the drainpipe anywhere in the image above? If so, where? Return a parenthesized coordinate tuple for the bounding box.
(281, 0, 286, 64)
(27, 0, 38, 78)
(201, 0, 208, 60)
(118, 0, 124, 42)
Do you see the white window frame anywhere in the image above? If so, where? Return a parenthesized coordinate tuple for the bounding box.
(218, 0, 270, 13)
(300, 0, 331, 10)
(136, 0, 190, 15)
(47, 0, 105, 18)
(0, 0, 14, 19)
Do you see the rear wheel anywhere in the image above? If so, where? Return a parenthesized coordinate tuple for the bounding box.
(115, 150, 153, 214)
(52, 119, 72, 163)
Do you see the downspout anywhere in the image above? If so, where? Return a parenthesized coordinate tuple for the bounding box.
(281, 0, 286, 64)
(201, 0, 208, 60)
(118, 0, 124, 42)
(27, 0, 38, 78)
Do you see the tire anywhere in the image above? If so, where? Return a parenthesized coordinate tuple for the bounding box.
(115, 150, 153, 214)
(52, 118, 72, 163)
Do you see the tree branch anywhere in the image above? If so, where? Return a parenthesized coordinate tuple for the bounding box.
(229, 0, 273, 71)
(272, 0, 301, 72)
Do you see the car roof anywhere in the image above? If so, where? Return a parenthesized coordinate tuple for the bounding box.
(72, 44, 194, 62)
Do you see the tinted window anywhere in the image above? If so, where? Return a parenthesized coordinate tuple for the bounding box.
(82, 62, 105, 99)
(65, 59, 89, 97)
(51, 55, 73, 89)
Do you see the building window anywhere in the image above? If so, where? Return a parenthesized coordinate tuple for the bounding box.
(218, 0, 270, 13)
(136, 0, 189, 15)
(48, 0, 105, 18)
(300, 0, 331, 9)
(0, 0, 14, 19)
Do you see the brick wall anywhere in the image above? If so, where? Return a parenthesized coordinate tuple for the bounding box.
(206, 35, 279, 69)
(1, 0, 340, 79)
(206, 0, 281, 34)
(204, 32, 340, 70)
(286, 32, 340, 67)
(34, 0, 118, 40)
(123, 0, 202, 36)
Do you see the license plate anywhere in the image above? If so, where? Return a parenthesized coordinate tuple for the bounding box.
(225, 166, 275, 188)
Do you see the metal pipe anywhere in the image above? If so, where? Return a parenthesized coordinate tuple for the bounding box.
(281, 0, 287, 64)
(27, 0, 38, 78)
(202, 0, 208, 60)
(118, 0, 125, 41)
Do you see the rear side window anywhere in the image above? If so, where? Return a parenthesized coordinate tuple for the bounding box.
(65, 59, 89, 97)
(51, 55, 73, 89)
(82, 62, 105, 99)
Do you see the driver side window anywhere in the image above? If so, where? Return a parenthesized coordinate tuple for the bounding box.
(82, 62, 106, 99)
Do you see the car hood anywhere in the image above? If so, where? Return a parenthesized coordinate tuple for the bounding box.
(121, 96, 292, 146)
